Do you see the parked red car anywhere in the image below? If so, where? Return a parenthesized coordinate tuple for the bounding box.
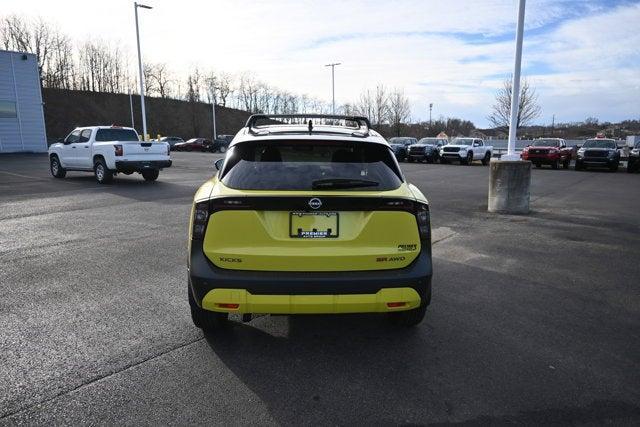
(173, 138, 212, 152)
(521, 138, 573, 169)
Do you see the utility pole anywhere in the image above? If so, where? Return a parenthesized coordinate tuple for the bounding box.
(134, 2, 152, 140)
(325, 63, 341, 114)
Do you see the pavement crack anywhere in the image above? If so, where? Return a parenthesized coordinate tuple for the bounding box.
(0, 335, 205, 420)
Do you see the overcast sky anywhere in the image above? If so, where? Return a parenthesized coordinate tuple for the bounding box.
(5, 0, 640, 127)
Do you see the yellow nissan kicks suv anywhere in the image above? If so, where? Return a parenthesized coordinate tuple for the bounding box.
(188, 114, 432, 330)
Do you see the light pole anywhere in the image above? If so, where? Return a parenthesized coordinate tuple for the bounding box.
(325, 62, 341, 114)
(128, 90, 135, 129)
(504, 0, 526, 160)
(429, 103, 433, 127)
(134, 2, 152, 140)
(487, 0, 531, 215)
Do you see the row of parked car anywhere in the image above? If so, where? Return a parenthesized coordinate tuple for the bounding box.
(158, 135, 234, 153)
(389, 136, 640, 172)
(389, 137, 494, 166)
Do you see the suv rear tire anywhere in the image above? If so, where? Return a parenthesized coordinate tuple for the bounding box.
(142, 170, 159, 181)
(189, 285, 228, 331)
(50, 155, 66, 178)
(94, 158, 113, 184)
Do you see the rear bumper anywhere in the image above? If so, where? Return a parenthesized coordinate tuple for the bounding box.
(202, 287, 422, 314)
(188, 242, 432, 313)
(115, 160, 172, 172)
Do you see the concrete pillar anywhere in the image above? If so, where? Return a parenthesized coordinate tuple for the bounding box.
(488, 160, 531, 214)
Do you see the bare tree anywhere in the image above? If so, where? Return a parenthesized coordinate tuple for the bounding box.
(388, 89, 411, 136)
(144, 62, 173, 98)
(487, 77, 541, 130)
(185, 68, 202, 102)
(371, 85, 390, 126)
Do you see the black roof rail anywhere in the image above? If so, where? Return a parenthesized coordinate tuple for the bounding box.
(245, 114, 372, 137)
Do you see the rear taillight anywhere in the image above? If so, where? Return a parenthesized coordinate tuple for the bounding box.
(166, 144, 170, 156)
(192, 201, 209, 240)
(114, 144, 123, 156)
(415, 203, 430, 241)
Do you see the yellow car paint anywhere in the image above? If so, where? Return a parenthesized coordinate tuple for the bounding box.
(201, 287, 422, 314)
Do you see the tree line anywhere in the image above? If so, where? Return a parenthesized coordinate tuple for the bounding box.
(1, 13, 484, 138)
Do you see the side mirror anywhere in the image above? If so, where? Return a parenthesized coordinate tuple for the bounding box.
(214, 158, 224, 171)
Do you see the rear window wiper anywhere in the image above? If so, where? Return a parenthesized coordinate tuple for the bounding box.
(311, 178, 380, 189)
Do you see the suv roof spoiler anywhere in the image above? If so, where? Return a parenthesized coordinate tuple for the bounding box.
(245, 114, 372, 137)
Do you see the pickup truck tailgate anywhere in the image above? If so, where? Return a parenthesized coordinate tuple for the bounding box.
(121, 141, 169, 159)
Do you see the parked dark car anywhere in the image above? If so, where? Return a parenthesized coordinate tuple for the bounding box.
(207, 135, 233, 153)
(627, 141, 640, 173)
(575, 138, 620, 172)
(388, 137, 417, 162)
(174, 138, 211, 152)
(407, 137, 447, 163)
(160, 136, 184, 151)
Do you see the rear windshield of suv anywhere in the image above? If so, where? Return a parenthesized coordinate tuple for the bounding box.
(95, 128, 139, 142)
(221, 140, 403, 191)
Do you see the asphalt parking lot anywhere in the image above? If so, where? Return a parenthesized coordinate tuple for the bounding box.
(1, 152, 639, 425)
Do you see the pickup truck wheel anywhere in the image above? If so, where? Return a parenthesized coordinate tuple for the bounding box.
(50, 155, 66, 178)
(94, 159, 113, 184)
(189, 285, 228, 331)
(481, 152, 491, 165)
(563, 159, 570, 169)
(465, 152, 473, 165)
(609, 162, 619, 172)
(142, 170, 159, 181)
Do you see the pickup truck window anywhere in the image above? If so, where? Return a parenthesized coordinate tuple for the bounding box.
(95, 128, 139, 142)
(66, 130, 81, 144)
(451, 138, 473, 146)
(583, 139, 616, 149)
(79, 129, 92, 143)
(532, 139, 560, 147)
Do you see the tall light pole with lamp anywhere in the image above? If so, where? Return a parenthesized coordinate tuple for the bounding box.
(325, 62, 341, 115)
(134, 2, 152, 140)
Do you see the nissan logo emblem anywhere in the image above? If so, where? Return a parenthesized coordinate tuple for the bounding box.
(308, 198, 322, 210)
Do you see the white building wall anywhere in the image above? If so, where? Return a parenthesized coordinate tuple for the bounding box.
(0, 50, 47, 153)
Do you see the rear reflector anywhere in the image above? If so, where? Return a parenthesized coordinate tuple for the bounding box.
(215, 303, 240, 309)
(387, 302, 407, 308)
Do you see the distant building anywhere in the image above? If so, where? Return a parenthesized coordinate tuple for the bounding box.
(0, 50, 47, 153)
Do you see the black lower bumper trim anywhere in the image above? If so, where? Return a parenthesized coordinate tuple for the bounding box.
(188, 243, 432, 303)
(115, 160, 172, 172)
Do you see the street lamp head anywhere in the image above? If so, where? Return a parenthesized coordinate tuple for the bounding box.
(135, 2, 153, 9)
(325, 63, 341, 67)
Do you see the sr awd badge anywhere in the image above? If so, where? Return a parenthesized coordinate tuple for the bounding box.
(308, 198, 322, 210)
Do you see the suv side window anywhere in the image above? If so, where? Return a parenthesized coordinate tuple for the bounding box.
(79, 129, 92, 143)
(65, 130, 81, 144)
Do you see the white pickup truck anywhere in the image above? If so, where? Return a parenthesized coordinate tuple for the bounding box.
(48, 126, 172, 184)
(439, 137, 493, 165)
